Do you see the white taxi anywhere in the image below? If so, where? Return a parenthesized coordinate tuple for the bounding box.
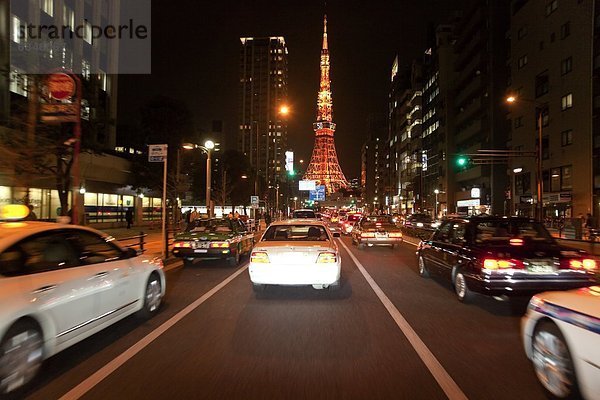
(249, 220, 341, 292)
(0, 210, 165, 395)
(522, 286, 600, 399)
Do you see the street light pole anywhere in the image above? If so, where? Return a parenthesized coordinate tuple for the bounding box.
(434, 189, 439, 218)
(206, 148, 212, 218)
(536, 110, 543, 222)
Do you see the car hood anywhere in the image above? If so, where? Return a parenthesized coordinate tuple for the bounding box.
(175, 232, 234, 241)
(536, 286, 600, 320)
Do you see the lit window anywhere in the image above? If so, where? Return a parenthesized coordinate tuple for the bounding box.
(42, 0, 54, 16)
(84, 21, 93, 44)
(11, 15, 23, 44)
(63, 5, 75, 31)
(9, 70, 28, 97)
(561, 93, 573, 110)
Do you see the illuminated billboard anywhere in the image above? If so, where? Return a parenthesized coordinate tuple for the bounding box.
(299, 180, 316, 191)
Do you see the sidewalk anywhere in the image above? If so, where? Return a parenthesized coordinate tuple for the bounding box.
(101, 226, 176, 264)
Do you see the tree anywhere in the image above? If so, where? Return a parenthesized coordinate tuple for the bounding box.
(211, 150, 252, 206)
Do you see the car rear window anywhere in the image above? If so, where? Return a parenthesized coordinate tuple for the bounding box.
(292, 210, 316, 219)
(262, 225, 329, 241)
(409, 214, 432, 222)
(474, 220, 554, 243)
(347, 214, 361, 222)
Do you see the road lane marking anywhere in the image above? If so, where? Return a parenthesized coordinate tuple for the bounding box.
(60, 264, 250, 400)
(338, 239, 468, 400)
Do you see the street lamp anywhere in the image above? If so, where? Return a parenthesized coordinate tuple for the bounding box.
(434, 189, 440, 218)
(182, 140, 215, 217)
(506, 95, 544, 221)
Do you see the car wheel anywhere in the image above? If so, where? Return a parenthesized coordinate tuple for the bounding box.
(418, 256, 430, 278)
(454, 271, 473, 303)
(183, 258, 194, 267)
(252, 283, 266, 292)
(137, 273, 162, 319)
(358, 242, 365, 250)
(0, 320, 44, 395)
(532, 321, 580, 400)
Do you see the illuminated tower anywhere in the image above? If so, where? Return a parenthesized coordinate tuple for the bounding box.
(303, 15, 349, 194)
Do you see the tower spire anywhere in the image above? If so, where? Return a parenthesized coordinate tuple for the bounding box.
(322, 15, 328, 51)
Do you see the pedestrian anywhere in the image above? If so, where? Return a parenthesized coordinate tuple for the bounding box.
(24, 204, 37, 221)
(125, 208, 134, 229)
(265, 212, 272, 226)
(190, 207, 198, 222)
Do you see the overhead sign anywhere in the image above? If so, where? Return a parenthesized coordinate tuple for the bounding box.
(47, 73, 76, 100)
(299, 180, 316, 191)
(471, 188, 481, 198)
(309, 185, 326, 201)
(148, 144, 167, 162)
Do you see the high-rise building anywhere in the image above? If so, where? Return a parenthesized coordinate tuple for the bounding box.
(388, 58, 423, 214)
(238, 36, 289, 198)
(303, 15, 349, 194)
(421, 24, 457, 217)
(452, 0, 510, 215)
(509, 0, 594, 220)
(361, 114, 387, 209)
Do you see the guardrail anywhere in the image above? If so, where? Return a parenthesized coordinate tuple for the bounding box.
(114, 232, 148, 253)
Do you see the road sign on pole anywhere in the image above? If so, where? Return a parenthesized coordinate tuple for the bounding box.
(149, 144, 167, 162)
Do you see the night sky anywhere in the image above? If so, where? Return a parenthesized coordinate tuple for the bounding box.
(118, 0, 468, 178)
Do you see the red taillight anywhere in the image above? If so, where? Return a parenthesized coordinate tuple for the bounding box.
(173, 242, 191, 248)
(570, 259, 597, 271)
(509, 238, 523, 246)
(483, 258, 523, 271)
(389, 232, 402, 238)
(361, 232, 375, 238)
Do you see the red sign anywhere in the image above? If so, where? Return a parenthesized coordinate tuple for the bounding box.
(47, 73, 75, 101)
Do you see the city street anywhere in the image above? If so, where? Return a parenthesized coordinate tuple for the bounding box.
(21, 236, 546, 400)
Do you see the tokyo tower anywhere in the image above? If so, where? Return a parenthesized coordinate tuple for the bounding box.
(303, 15, 349, 194)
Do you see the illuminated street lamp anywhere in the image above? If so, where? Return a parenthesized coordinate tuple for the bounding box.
(506, 95, 544, 221)
(434, 189, 440, 218)
(182, 140, 215, 217)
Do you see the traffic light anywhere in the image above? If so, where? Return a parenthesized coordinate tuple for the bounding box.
(456, 156, 468, 167)
(288, 169, 295, 177)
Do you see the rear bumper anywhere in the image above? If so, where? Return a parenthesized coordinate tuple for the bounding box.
(466, 273, 596, 296)
(172, 247, 233, 259)
(249, 263, 340, 285)
(358, 237, 403, 246)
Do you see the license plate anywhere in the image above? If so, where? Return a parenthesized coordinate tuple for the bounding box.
(376, 233, 387, 238)
(526, 261, 555, 274)
(194, 249, 208, 253)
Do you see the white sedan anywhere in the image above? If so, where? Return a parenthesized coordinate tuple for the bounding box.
(522, 286, 600, 399)
(249, 220, 341, 292)
(0, 221, 165, 395)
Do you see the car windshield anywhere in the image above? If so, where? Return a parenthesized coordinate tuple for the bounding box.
(474, 220, 554, 243)
(292, 210, 316, 219)
(262, 225, 329, 241)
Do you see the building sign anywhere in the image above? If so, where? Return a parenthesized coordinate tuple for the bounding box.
(470, 188, 481, 198)
(543, 192, 572, 203)
(299, 180, 316, 191)
(309, 185, 326, 201)
(421, 150, 428, 172)
(285, 151, 294, 174)
(457, 199, 481, 208)
(148, 144, 167, 162)
(250, 196, 259, 206)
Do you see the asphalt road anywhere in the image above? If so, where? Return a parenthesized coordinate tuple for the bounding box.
(20, 236, 546, 400)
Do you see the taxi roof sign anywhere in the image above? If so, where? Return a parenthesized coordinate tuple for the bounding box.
(1, 204, 30, 221)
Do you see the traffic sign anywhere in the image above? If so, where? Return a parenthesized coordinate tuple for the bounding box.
(47, 73, 75, 100)
(250, 195, 259, 206)
(148, 144, 167, 162)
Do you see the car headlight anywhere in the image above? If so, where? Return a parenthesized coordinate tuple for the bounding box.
(416, 222, 424, 227)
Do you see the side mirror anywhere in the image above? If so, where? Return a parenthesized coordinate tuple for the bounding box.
(333, 232, 341, 237)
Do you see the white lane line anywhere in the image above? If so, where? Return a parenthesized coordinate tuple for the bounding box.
(338, 240, 468, 400)
(60, 264, 250, 400)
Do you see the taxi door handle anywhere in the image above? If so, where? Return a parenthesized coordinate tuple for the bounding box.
(33, 285, 57, 294)
(93, 271, 109, 279)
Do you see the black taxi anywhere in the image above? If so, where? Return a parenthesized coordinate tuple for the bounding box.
(416, 216, 597, 302)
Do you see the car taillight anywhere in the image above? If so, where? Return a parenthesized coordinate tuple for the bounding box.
(509, 238, 523, 246)
(570, 258, 597, 271)
(173, 242, 191, 248)
(389, 232, 402, 238)
(210, 242, 229, 248)
(317, 252, 337, 263)
(250, 251, 270, 263)
(361, 232, 375, 238)
(483, 258, 522, 271)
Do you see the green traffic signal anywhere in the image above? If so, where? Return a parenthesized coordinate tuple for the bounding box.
(457, 156, 467, 167)
(288, 169, 295, 176)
